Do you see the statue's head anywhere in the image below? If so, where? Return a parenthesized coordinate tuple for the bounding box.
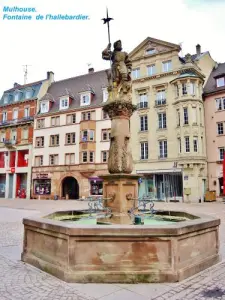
(114, 40, 122, 51)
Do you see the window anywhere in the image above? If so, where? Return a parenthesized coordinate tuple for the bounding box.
(217, 123, 224, 135)
(158, 113, 166, 129)
(192, 107, 197, 124)
(193, 137, 198, 152)
(2, 112, 7, 122)
(49, 154, 58, 165)
(139, 93, 148, 108)
(81, 130, 95, 142)
(140, 115, 148, 131)
(37, 119, 45, 129)
(0, 132, 5, 142)
(90, 180, 103, 196)
(82, 111, 92, 121)
(101, 129, 110, 141)
(82, 130, 88, 141)
(216, 77, 225, 88)
(162, 60, 172, 72)
(183, 107, 189, 125)
(177, 109, 180, 126)
(159, 140, 167, 158)
(185, 137, 190, 152)
(35, 156, 43, 167)
(182, 83, 187, 95)
(178, 137, 181, 153)
(147, 64, 156, 76)
(156, 90, 166, 105)
(65, 153, 75, 165)
(22, 128, 28, 139)
(132, 68, 140, 79)
(199, 107, 202, 125)
(24, 107, 30, 118)
(140, 142, 148, 160)
(66, 113, 76, 124)
(40, 102, 48, 113)
(216, 98, 225, 111)
(14, 92, 20, 101)
(175, 84, 179, 97)
(36, 137, 44, 147)
(80, 94, 90, 106)
(89, 151, 94, 163)
(82, 151, 88, 163)
(101, 151, 109, 163)
(103, 88, 108, 102)
(25, 89, 33, 99)
(51, 116, 60, 126)
(13, 109, 18, 120)
(102, 110, 108, 119)
(60, 98, 69, 109)
(66, 132, 76, 144)
(11, 129, 17, 141)
(50, 135, 59, 146)
(3, 95, 8, 104)
(189, 82, 195, 95)
(146, 48, 156, 55)
(89, 130, 94, 141)
(201, 137, 204, 154)
(219, 147, 225, 160)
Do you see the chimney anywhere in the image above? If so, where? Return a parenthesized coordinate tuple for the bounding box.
(14, 82, 20, 88)
(196, 44, 201, 56)
(88, 67, 94, 74)
(47, 71, 54, 84)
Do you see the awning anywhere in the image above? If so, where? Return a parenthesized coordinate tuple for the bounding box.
(136, 169, 182, 174)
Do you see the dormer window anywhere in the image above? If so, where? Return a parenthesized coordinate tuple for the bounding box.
(25, 88, 33, 99)
(60, 98, 69, 110)
(216, 77, 225, 88)
(14, 91, 20, 101)
(3, 95, 8, 104)
(146, 48, 156, 55)
(102, 88, 108, 102)
(80, 93, 90, 106)
(40, 101, 49, 113)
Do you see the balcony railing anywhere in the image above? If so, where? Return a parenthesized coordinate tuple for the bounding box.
(137, 102, 148, 109)
(4, 139, 17, 148)
(155, 99, 166, 106)
(0, 116, 34, 127)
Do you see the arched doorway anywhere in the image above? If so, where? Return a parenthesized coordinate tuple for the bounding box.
(62, 177, 79, 199)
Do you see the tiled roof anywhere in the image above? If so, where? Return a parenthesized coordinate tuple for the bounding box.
(4, 80, 43, 92)
(203, 63, 225, 95)
(181, 51, 208, 62)
(38, 70, 108, 115)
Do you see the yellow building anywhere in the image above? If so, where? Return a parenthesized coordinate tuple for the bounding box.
(129, 37, 216, 202)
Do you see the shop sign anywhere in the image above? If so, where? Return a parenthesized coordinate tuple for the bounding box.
(11, 167, 15, 173)
(34, 173, 49, 179)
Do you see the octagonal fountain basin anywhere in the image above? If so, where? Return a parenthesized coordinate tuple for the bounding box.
(21, 209, 220, 283)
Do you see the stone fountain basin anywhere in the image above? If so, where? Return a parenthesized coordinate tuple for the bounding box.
(21, 210, 220, 283)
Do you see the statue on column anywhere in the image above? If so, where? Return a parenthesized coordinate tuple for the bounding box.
(102, 40, 132, 101)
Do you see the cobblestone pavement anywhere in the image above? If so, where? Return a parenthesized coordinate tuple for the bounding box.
(0, 200, 225, 299)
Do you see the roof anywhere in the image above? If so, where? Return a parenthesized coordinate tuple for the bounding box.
(0, 81, 43, 107)
(203, 63, 225, 95)
(181, 51, 208, 62)
(38, 70, 108, 115)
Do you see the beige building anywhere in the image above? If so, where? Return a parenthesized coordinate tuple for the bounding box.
(32, 68, 111, 199)
(129, 37, 216, 202)
(203, 63, 225, 196)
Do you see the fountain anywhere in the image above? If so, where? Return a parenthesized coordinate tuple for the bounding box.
(21, 23, 220, 282)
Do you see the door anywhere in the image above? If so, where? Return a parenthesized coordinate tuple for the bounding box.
(8, 174, 14, 198)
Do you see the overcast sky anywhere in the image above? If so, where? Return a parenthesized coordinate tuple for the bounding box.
(0, 0, 225, 94)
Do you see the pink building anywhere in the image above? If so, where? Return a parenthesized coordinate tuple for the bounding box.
(204, 63, 225, 196)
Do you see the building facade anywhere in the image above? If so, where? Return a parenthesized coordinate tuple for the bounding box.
(32, 69, 111, 199)
(0, 72, 54, 198)
(129, 37, 216, 202)
(203, 63, 225, 196)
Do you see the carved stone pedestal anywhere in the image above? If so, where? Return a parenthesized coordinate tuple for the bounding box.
(99, 174, 139, 224)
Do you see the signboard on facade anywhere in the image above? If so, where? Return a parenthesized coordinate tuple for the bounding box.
(11, 167, 15, 173)
(33, 173, 50, 179)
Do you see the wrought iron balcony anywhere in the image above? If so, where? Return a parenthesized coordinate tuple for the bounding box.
(4, 139, 17, 148)
(155, 99, 166, 106)
(137, 102, 148, 109)
(0, 116, 34, 128)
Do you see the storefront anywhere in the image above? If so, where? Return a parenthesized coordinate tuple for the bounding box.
(89, 177, 103, 196)
(33, 173, 51, 196)
(137, 170, 183, 201)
